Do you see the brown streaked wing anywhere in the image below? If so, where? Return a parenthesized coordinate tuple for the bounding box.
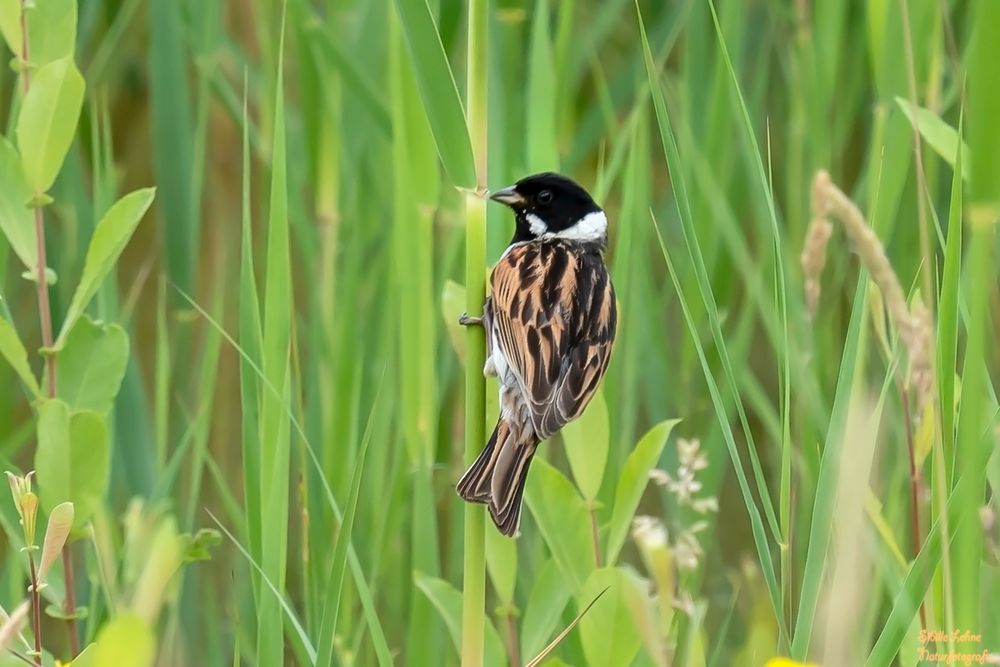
(489, 242, 617, 439)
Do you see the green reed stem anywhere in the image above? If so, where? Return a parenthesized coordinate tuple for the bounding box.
(462, 2, 489, 666)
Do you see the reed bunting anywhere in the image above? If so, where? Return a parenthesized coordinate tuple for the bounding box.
(458, 172, 617, 536)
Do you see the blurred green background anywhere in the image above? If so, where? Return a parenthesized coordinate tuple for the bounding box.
(0, 0, 997, 666)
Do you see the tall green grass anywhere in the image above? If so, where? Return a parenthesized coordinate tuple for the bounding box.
(0, 1, 996, 666)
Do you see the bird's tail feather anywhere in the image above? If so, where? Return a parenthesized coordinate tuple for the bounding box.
(456, 419, 506, 503)
(456, 418, 538, 537)
(488, 440, 536, 537)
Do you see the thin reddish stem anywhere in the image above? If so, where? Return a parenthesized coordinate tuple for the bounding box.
(901, 385, 927, 629)
(62, 545, 79, 653)
(32, 205, 56, 394)
(27, 554, 41, 666)
(18, 2, 30, 92)
(21, 11, 42, 666)
(20, 0, 77, 656)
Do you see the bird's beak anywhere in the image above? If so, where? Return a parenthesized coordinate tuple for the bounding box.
(488, 185, 525, 207)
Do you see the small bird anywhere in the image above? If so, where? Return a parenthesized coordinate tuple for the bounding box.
(457, 172, 617, 536)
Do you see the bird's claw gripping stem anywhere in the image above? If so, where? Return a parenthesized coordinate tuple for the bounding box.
(459, 312, 483, 327)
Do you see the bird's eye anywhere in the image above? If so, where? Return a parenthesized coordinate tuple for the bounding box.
(537, 190, 553, 205)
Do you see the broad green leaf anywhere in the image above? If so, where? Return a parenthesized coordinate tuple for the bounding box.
(895, 97, 971, 178)
(562, 389, 609, 501)
(0, 0, 75, 66)
(37, 501, 73, 582)
(16, 57, 85, 193)
(0, 316, 41, 398)
(56, 315, 129, 414)
(34, 400, 110, 530)
(29, 0, 76, 67)
(578, 567, 642, 667)
(56, 188, 155, 347)
(0, 0, 18, 54)
(392, 0, 475, 188)
(485, 520, 517, 604)
(414, 573, 507, 667)
(605, 420, 679, 563)
(524, 456, 593, 591)
(91, 614, 154, 667)
(0, 137, 36, 270)
(520, 559, 571, 659)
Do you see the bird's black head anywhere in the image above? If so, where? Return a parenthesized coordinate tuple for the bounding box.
(489, 172, 607, 246)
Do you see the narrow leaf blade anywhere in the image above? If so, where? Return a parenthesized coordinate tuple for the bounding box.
(57, 187, 155, 347)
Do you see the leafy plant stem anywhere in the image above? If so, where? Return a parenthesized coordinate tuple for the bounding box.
(31, 204, 55, 397)
(62, 544, 79, 652)
(27, 550, 41, 666)
(504, 613, 521, 667)
(19, 0, 80, 656)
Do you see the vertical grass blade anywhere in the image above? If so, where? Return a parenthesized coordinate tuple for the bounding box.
(866, 431, 998, 664)
(256, 7, 292, 664)
(952, 0, 1000, 636)
(636, 2, 786, 642)
(238, 72, 265, 606)
(389, 9, 444, 664)
(392, 0, 476, 188)
(149, 0, 196, 296)
(316, 382, 383, 666)
(930, 108, 963, 639)
(791, 282, 871, 658)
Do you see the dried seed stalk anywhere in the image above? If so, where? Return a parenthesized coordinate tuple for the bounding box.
(802, 170, 934, 410)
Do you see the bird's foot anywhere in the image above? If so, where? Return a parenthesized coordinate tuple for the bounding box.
(459, 312, 483, 327)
